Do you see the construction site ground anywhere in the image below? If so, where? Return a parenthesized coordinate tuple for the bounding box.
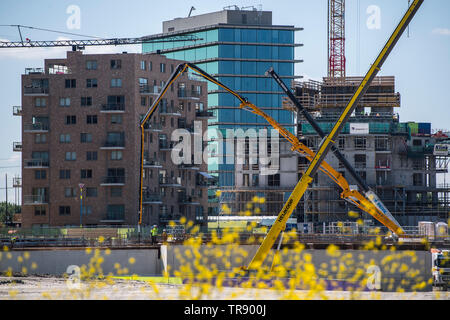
(0, 275, 448, 300)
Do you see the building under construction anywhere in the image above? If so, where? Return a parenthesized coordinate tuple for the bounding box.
(285, 75, 450, 227)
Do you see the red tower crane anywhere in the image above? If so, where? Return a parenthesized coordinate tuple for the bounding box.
(328, 0, 346, 78)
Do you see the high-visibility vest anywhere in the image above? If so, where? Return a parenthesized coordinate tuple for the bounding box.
(151, 228, 157, 236)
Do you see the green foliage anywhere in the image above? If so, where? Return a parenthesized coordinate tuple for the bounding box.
(0, 202, 20, 225)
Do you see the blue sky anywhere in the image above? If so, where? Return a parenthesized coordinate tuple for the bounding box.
(0, 0, 449, 201)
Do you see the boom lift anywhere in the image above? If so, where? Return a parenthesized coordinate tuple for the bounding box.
(245, 0, 424, 271)
(266, 67, 404, 236)
(138, 65, 410, 240)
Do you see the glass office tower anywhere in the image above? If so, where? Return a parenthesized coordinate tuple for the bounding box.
(143, 8, 302, 215)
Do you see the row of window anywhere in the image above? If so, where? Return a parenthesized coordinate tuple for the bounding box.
(34, 204, 124, 217)
(86, 58, 170, 73)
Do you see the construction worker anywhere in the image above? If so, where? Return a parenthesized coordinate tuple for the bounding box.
(162, 229, 168, 244)
(151, 225, 158, 245)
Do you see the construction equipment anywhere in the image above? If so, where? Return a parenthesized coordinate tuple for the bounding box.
(0, 24, 201, 48)
(266, 67, 404, 235)
(138, 63, 411, 240)
(245, 0, 424, 271)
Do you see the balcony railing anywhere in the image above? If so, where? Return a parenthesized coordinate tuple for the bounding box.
(139, 85, 162, 94)
(102, 140, 125, 148)
(13, 106, 22, 116)
(159, 106, 181, 115)
(101, 176, 125, 184)
(13, 142, 22, 152)
(101, 104, 125, 112)
(177, 89, 200, 99)
(144, 158, 162, 167)
(24, 159, 49, 168)
(23, 195, 47, 205)
(143, 123, 162, 131)
(24, 87, 49, 95)
(159, 141, 175, 150)
(142, 193, 163, 203)
(195, 110, 213, 118)
(24, 68, 44, 75)
(159, 176, 181, 186)
(24, 123, 49, 132)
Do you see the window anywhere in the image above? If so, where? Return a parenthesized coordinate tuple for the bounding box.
(110, 187, 122, 197)
(86, 187, 97, 198)
(338, 137, 345, 149)
(160, 63, 166, 73)
(59, 169, 71, 179)
(86, 115, 98, 124)
(82, 206, 92, 216)
(65, 79, 76, 88)
(81, 97, 92, 106)
(35, 98, 46, 107)
(111, 151, 123, 160)
(59, 134, 71, 143)
(106, 204, 125, 220)
(357, 171, 367, 180)
(59, 97, 71, 107)
(86, 79, 98, 88)
(252, 174, 259, 187)
(141, 96, 146, 106)
(140, 60, 146, 70)
(111, 114, 122, 124)
(86, 151, 97, 161)
(354, 137, 367, 150)
(64, 188, 76, 198)
(111, 59, 122, 69)
(59, 206, 71, 216)
(86, 60, 98, 70)
(35, 170, 46, 180)
(34, 206, 46, 216)
(81, 169, 93, 179)
(35, 133, 47, 144)
(148, 61, 152, 71)
(354, 154, 367, 169)
(413, 173, 423, 186)
(80, 133, 93, 143)
(65, 152, 76, 161)
(268, 174, 280, 187)
(111, 78, 122, 87)
(243, 174, 249, 187)
(66, 115, 76, 125)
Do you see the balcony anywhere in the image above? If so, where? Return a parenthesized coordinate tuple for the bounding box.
(24, 159, 49, 168)
(13, 106, 22, 116)
(100, 103, 125, 113)
(178, 163, 199, 170)
(13, 142, 22, 152)
(159, 141, 175, 151)
(160, 109, 182, 116)
(143, 123, 163, 132)
(177, 89, 200, 100)
(140, 85, 162, 95)
(159, 176, 182, 187)
(24, 123, 49, 133)
(23, 195, 47, 205)
(142, 193, 163, 204)
(195, 110, 213, 118)
(23, 87, 49, 95)
(100, 176, 125, 186)
(375, 161, 391, 170)
(178, 194, 200, 205)
(144, 158, 162, 168)
(100, 213, 125, 223)
(24, 68, 44, 75)
(100, 140, 125, 150)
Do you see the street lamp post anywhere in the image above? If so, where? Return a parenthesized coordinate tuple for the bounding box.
(79, 183, 85, 227)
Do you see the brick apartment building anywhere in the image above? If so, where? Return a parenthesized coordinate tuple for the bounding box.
(20, 50, 212, 228)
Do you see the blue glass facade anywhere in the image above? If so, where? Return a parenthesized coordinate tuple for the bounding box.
(143, 26, 298, 188)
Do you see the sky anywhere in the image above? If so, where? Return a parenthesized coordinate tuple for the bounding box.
(0, 0, 449, 202)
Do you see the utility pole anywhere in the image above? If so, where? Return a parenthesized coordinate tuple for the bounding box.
(5, 174, 8, 224)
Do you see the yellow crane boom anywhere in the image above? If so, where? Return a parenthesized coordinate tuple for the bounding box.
(245, 0, 424, 271)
